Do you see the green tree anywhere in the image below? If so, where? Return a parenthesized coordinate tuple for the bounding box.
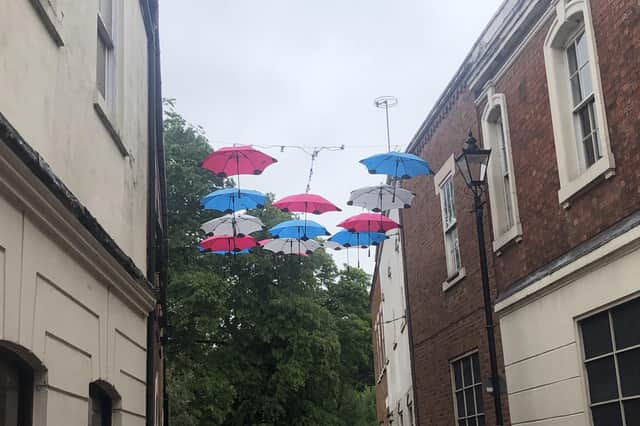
(164, 101, 375, 425)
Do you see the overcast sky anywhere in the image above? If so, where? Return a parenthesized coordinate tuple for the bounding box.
(160, 0, 504, 274)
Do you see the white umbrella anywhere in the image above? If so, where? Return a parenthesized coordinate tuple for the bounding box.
(322, 240, 344, 251)
(259, 238, 321, 255)
(347, 184, 415, 212)
(201, 213, 264, 237)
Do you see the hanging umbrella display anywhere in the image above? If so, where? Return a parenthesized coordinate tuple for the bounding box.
(322, 240, 344, 251)
(210, 248, 251, 255)
(329, 230, 388, 248)
(198, 235, 258, 253)
(347, 184, 415, 212)
(359, 152, 431, 179)
(201, 213, 264, 237)
(269, 219, 330, 240)
(337, 212, 400, 233)
(201, 188, 267, 212)
(201, 145, 278, 194)
(259, 238, 321, 255)
(273, 193, 341, 215)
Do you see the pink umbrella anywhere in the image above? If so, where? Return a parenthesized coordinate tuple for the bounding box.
(273, 193, 341, 215)
(337, 213, 400, 233)
(198, 235, 258, 253)
(201, 146, 278, 177)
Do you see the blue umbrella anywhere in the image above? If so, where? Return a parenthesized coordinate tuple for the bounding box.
(196, 245, 251, 255)
(201, 188, 267, 212)
(360, 152, 432, 178)
(269, 219, 330, 240)
(329, 230, 388, 248)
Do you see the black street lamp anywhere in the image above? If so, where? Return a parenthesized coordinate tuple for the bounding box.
(455, 131, 504, 426)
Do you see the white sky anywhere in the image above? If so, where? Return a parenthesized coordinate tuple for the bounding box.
(160, 0, 504, 274)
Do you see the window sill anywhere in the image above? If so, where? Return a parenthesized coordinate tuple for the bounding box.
(93, 92, 129, 157)
(29, 0, 64, 46)
(493, 223, 523, 255)
(442, 267, 466, 292)
(558, 156, 615, 208)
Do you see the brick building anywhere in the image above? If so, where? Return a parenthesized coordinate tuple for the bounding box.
(372, 0, 640, 425)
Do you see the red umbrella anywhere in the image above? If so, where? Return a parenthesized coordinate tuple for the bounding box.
(337, 213, 400, 233)
(201, 146, 278, 177)
(198, 235, 258, 252)
(273, 193, 341, 215)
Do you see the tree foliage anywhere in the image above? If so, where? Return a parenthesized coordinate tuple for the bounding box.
(164, 101, 375, 425)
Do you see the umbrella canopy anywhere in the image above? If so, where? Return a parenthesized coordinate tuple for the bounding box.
(273, 193, 341, 215)
(259, 238, 321, 255)
(337, 213, 400, 233)
(347, 184, 415, 212)
(322, 240, 344, 251)
(360, 152, 431, 178)
(201, 188, 267, 212)
(200, 213, 264, 237)
(329, 230, 388, 248)
(198, 235, 258, 252)
(201, 145, 278, 177)
(269, 219, 330, 240)
(211, 249, 251, 255)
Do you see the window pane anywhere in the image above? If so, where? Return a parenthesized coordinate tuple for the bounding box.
(454, 361, 463, 390)
(591, 402, 623, 426)
(471, 354, 480, 385)
(571, 75, 582, 105)
(465, 389, 476, 415)
(617, 348, 640, 397)
(477, 415, 485, 426)
(467, 417, 477, 426)
(458, 420, 467, 426)
(0, 359, 20, 426)
(575, 32, 589, 68)
(586, 356, 619, 403)
(582, 135, 597, 168)
(581, 311, 613, 359)
(474, 384, 484, 413)
(624, 399, 640, 425)
(97, 37, 107, 99)
(612, 298, 640, 350)
(580, 65, 593, 99)
(456, 390, 465, 417)
(567, 43, 578, 75)
(462, 357, 472, 387)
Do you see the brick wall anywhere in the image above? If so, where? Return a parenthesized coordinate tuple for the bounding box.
(371, 274, 389, 425)
(491, 0, 640, 292)
(401, 88, 510, 425)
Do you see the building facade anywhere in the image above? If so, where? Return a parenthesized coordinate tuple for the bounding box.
(373, 0, 640, 425)
(372, 210, 415, 425)
(0, 0, 166, 425)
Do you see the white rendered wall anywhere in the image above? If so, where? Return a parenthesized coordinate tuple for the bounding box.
(0, 0, 150, 271)
(498, 236, 640, 425)
(379, 209, 414, 421)
(0, 188, 150, 425)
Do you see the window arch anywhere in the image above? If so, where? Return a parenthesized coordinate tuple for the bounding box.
(481, 88, 522, 253)
(0, 341, 46, 426)
(89, 380, 121, 426)
(544, 0, 614, 207)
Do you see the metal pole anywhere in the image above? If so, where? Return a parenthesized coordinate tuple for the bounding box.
(384, 101, 391, 152)
(473, 192, 504, 426)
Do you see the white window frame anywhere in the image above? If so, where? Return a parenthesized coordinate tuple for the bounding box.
(434, 155, 466, 291)
(481, 88, 523, 253)
(97, 0, 115, 108)
(450, 351, 485, 426)
(544, 0, 614, 208)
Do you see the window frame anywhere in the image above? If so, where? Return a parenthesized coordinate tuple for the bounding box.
(374, 305, 387, 383)
(434, 155, 466, 291)
(577, 297, 640, 426)
(97, 0, 115, 108)
(450, 351, 485, 426)
(543, 0, 615, 208)
(480, 90, 523, 253)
